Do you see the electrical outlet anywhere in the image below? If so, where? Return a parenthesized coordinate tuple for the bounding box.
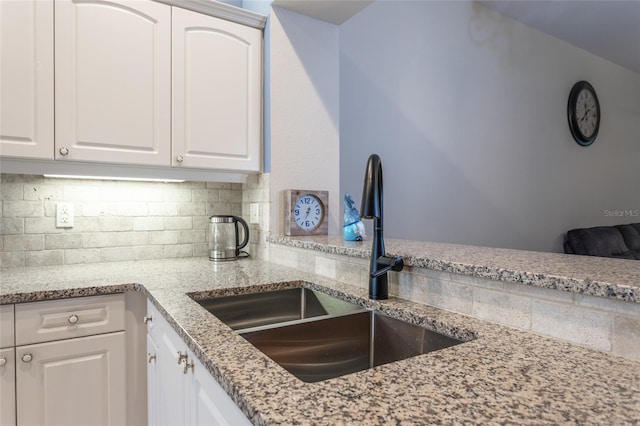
(56, 202, 74, 228)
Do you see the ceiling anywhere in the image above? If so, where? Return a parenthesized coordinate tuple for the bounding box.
(272, 1, 640, 74)
(479, 0, 640, 74)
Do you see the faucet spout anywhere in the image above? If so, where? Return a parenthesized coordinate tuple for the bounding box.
(360, 154, 404, 300)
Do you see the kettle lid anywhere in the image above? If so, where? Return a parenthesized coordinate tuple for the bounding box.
(210, 215, 235, 223)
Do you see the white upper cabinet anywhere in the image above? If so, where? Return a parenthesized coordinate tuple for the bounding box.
(54, 0, 171, 166)
(1, 0, 262, 177)
(172, 7, 262, 172)
(0, 0, 54, 159)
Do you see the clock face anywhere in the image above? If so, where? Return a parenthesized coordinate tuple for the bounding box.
(574, 88, 599, 139)
(293, 194, 324, 231)
(568, 81, 600, 146)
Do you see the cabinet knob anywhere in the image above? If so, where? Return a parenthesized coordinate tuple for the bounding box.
(0, 356, 6, 367)
(143, 315, 153, 324)
(68, 314, 79, 324)
(147, 353, 157, 364)
(176, 155, 184, 163)
(177, 351, 188, 365)
(22, 353, 33, 363)
(59, 147, 69, 156)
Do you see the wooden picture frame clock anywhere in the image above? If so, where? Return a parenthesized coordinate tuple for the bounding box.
(284, 190, 329, 236)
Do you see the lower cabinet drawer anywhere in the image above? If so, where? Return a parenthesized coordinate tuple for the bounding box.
(15, 294, 125, 345)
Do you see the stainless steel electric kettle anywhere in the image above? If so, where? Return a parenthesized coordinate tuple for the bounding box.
(208, 215, 249, 261)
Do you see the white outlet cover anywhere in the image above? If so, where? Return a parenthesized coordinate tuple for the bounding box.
(250, 203, 260, 224)
(56, 202, 74, 228)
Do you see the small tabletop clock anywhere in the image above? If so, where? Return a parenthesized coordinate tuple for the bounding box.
(567, 80, 600, 146)
(284, 190, 328, 236)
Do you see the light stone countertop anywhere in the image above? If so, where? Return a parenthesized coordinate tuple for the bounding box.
(268, 235, 640, 303)
(1, 257, 639, 425)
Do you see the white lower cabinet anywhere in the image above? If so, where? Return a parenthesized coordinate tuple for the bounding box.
(0, 348, 16, 426)
(15, 332, 127, 426)
(4, 294, 127, 426)
(146, 301, 250, 426)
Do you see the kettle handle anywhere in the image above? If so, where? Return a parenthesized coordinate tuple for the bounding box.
(234, 216, 249, 252)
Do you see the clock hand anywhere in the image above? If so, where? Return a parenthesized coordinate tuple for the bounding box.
(581, 108, 591, 122)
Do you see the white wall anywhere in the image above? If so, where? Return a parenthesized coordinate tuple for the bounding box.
(339, 1, 640, 252)
(268, 7, 340, 235)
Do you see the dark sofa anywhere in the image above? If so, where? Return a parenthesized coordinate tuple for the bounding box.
(564, 223, 640, 260)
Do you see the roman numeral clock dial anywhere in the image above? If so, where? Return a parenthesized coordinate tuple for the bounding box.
(284, 190, 329, 236)
(568, 81, 601, 147)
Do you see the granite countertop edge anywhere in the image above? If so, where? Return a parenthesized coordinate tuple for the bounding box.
(267, 235, 640, 304)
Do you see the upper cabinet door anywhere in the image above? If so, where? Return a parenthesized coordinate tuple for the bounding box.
(0, 0, 54, 159)
(172, 7, 262, 173)
(54, 0, 171, 166)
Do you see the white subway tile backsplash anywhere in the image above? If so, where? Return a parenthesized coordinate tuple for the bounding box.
(99, 217, 134, 232)
(26, 250, 64, 267)
(134, 245, 164, 260)
(315, 256, 336, 278)
(163, 188, 192, 202)
(3, 235, 44, 251)
(1, 184, 23, 201)
(133, 217, 165, 231)
(149, 231, 180, 245)
(611, 316, 640, 361)
(100, 247, 135, 262)
(146, 202, 176, 216)
(165, 244, 193, 258)
(1, 174, 252, 266)
(0, 251, 25, 268)
(23, 185, 63, 201)
(45, 234, 82, 250)
(179, 230, 206, 244)
(114, 202, 148, 216)
(82, 232, 148, 248)
(473, 287, 532, 329)
(177, 202, 206, 216)
(3, 201, 44, 217)
(25, 217, 62, 234)
(531, 300, 612, 351)
(164, 216, 193, 230)
(64, 249, 101, 265)
(1, 218, 24, 235)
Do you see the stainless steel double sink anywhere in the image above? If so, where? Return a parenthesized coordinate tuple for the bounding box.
(192, 287, 465, 383)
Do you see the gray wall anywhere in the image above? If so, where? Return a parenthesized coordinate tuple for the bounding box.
(339, 1, 640, 252)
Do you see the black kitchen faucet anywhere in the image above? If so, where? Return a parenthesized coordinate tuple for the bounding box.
(360, 154, 404, 300)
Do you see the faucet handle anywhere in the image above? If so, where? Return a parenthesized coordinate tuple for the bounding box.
(371, 255, 404, 278)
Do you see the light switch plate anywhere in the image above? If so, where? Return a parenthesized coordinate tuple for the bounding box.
(56, 202, 74, 228)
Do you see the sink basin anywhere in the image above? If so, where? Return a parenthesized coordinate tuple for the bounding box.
(193, 287, 363, 332)
(193, 286, 467, 383)
(240, 310, 464, 383)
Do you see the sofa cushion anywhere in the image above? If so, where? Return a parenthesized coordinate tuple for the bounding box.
(566, 226, 634, 259)
(616, 224, 640, 260)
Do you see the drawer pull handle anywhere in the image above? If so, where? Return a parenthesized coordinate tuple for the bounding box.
(22, 353, 33, 363)
(143, 315, 153, 324)
(59, 147, 69, 156)
(68, 314, 79, 324)
(177, 351, 188, 365)
(176, 155, 184, 163)
(147, 353, 157, 364)
(183, 359, 194, 375)
(0, 356, 6, 367)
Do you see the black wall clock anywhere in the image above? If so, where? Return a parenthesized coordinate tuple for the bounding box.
(567, 80, 600, 146)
